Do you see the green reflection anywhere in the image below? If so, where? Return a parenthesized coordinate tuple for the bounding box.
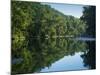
(12, 38, 88, 74)
(81, 41, 96, 69)
(11, 1, 96, 74)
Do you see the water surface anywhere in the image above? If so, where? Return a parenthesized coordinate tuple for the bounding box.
(12, 37, 96, 74)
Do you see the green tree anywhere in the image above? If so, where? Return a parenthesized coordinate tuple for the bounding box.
(81, 6, 96, 37)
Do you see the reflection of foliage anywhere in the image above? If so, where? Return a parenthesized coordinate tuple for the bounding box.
(11, 1, 95, 74)
(12, 38, 87, 74)
(81, 41, 96, 69)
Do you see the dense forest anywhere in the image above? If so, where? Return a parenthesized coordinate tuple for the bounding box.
(80, 6, 96, 37)
(11, 1, 96, 74)
(12, 1, 86, 39)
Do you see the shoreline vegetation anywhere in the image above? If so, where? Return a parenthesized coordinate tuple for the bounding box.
(12, 1, 87, 40)
(12, 1, 95, 40)
(11, 1, 96, 74)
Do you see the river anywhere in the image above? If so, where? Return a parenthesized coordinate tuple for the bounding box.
(12, 37, 96, 73)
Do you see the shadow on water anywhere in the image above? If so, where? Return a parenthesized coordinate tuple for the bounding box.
(11, 37, 96, 74)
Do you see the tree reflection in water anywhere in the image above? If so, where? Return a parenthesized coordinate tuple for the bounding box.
(11, 38, 95, 74)
(81, 41, 96, 69)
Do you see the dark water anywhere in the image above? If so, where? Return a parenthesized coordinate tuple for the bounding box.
(12, 37, 96, 74)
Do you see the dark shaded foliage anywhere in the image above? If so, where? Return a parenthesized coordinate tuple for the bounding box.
(81, 41, 96, 69)
(80, 6, 96, 37)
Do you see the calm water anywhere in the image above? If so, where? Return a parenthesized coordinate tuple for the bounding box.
(12, 37, 96, 74)
(41, 52, 88, 72)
